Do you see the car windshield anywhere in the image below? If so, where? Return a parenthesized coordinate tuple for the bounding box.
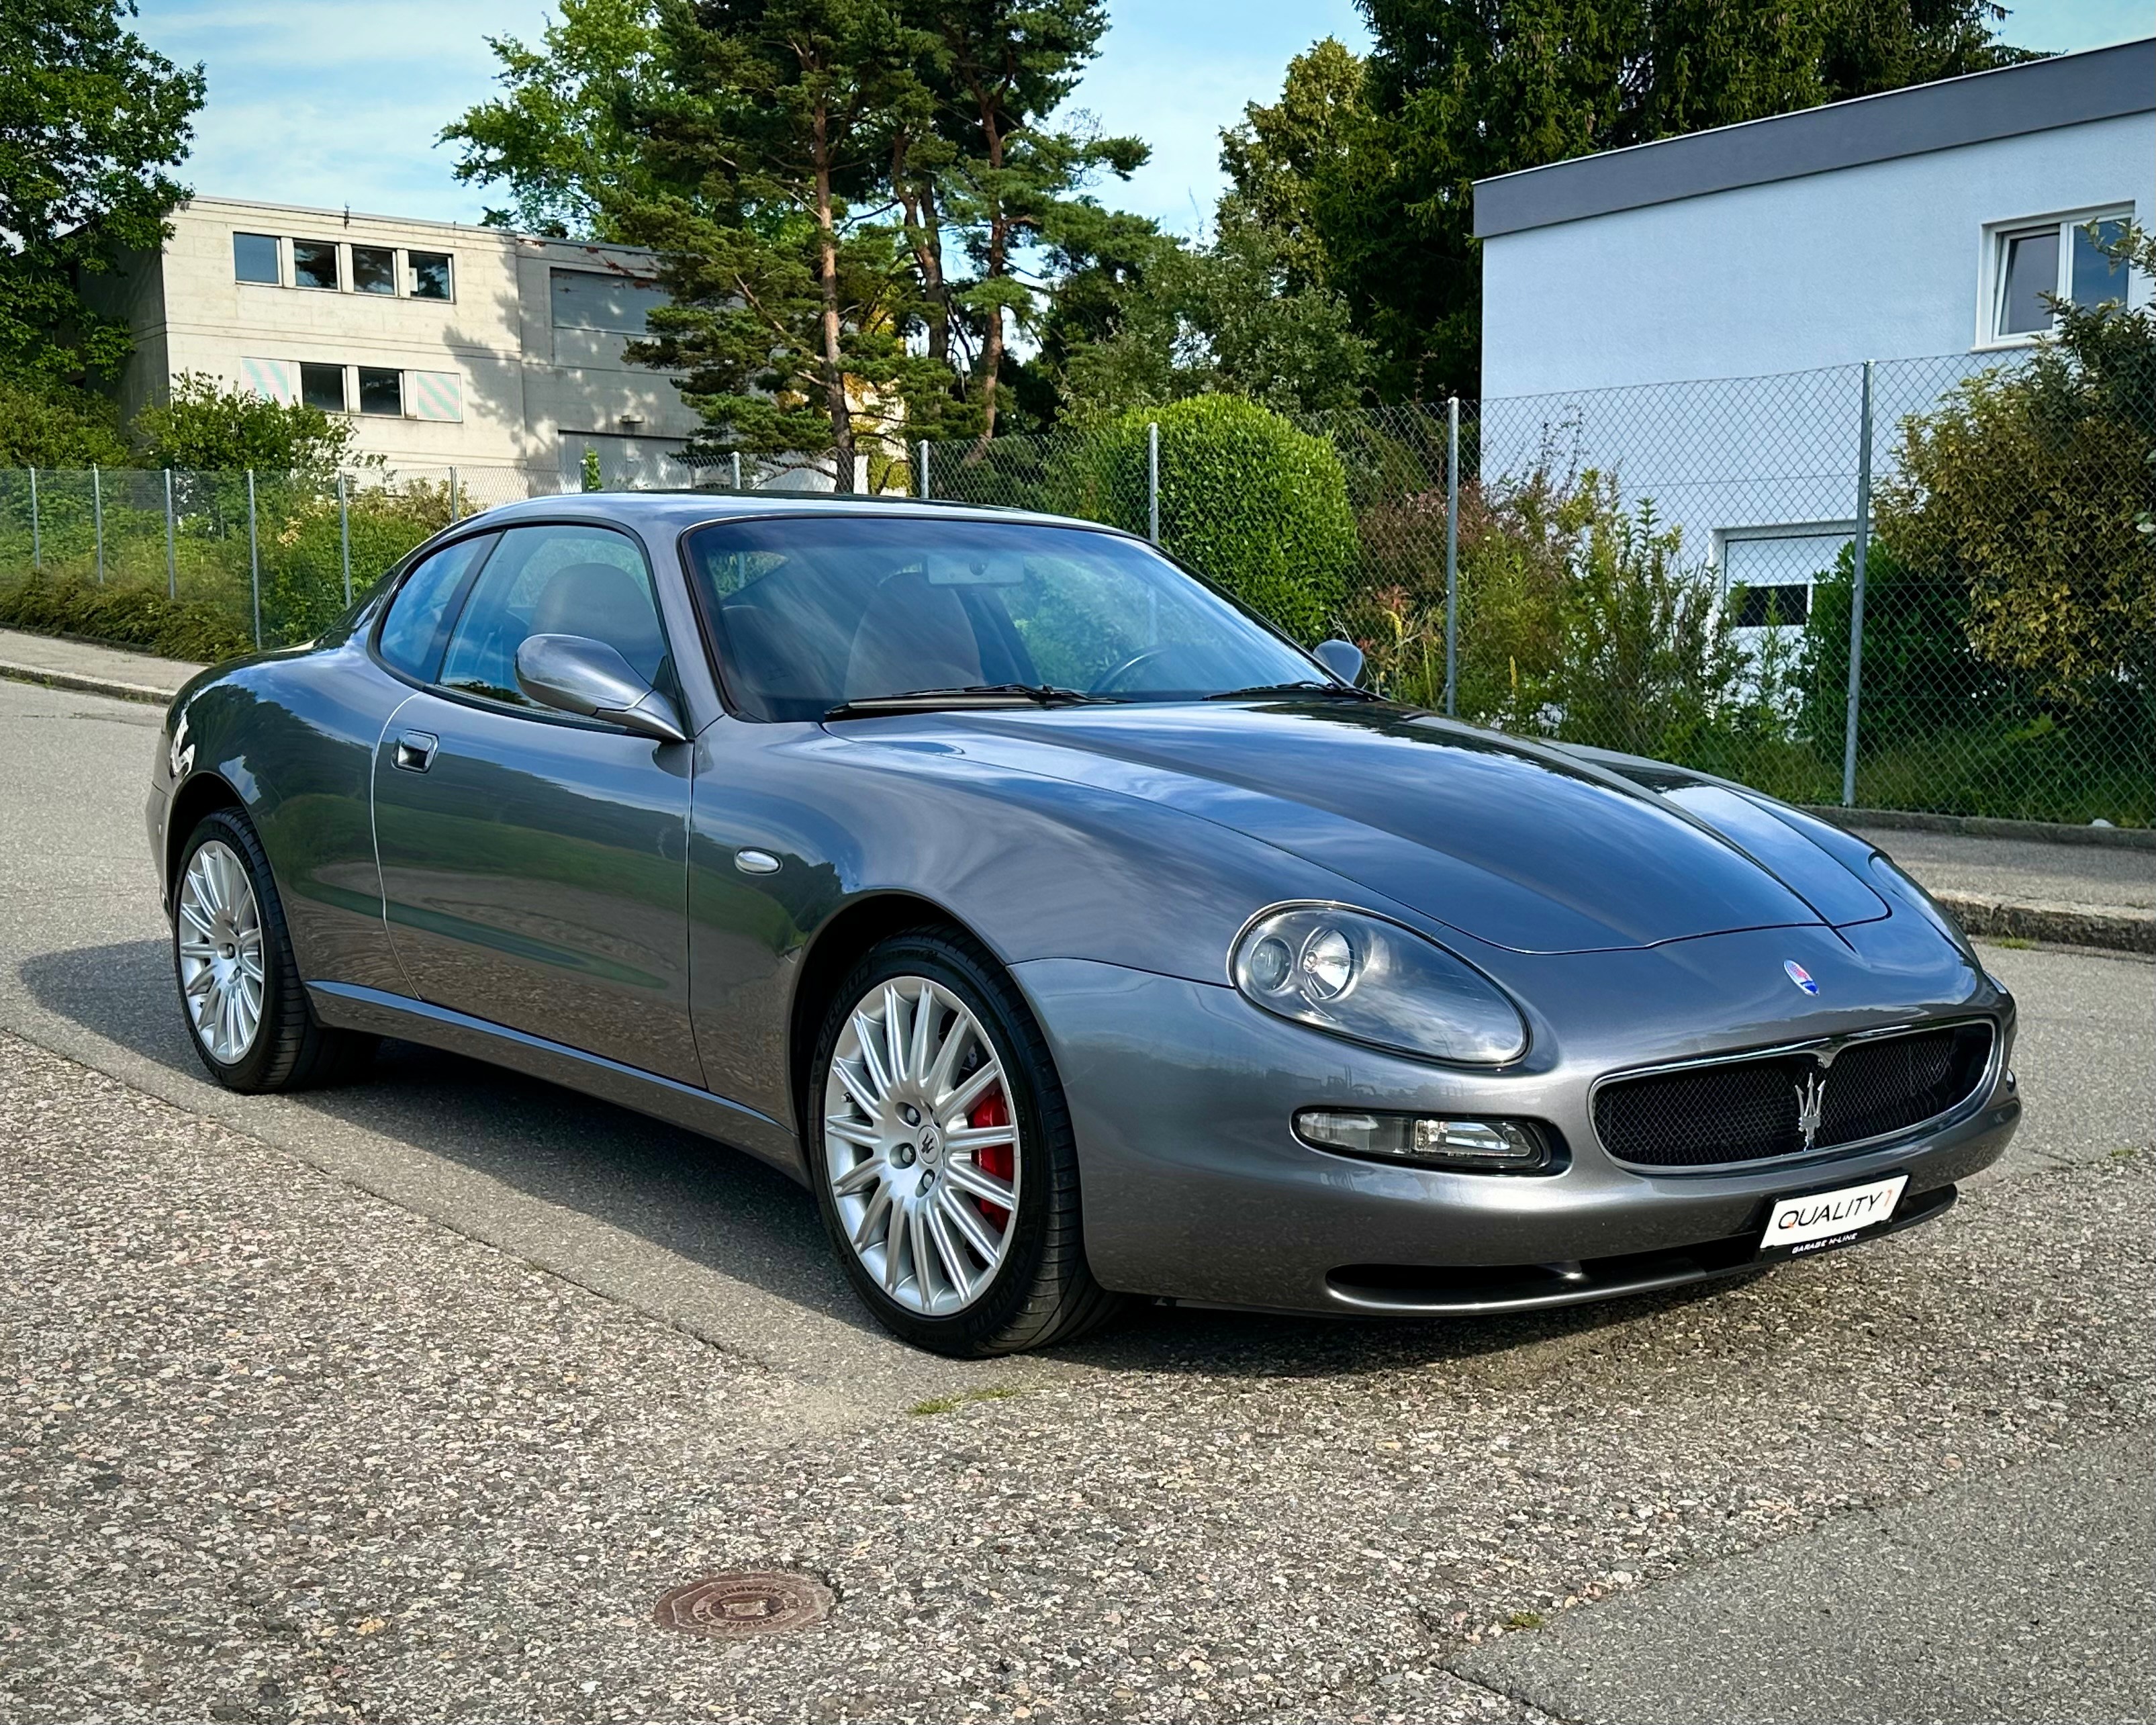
(684, 514, 1325, 722)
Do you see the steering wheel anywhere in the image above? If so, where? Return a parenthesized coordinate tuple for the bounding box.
(1089, 646, 1176, 695)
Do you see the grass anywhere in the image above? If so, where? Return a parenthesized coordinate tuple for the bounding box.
(1503, 1611, 1546, 1630)
(908, 1385, 1027, 1418)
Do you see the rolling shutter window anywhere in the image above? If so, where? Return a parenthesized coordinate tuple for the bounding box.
(408, 370, 463, 422)
(238, 357, 297, 403)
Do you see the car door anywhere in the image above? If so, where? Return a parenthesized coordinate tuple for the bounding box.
(370, 520, 702, 1086)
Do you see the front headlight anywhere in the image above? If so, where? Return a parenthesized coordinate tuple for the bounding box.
(1231, 903, 1528, 1065)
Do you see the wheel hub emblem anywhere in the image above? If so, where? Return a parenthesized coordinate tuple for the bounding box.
(918, 1126, 940, 1162)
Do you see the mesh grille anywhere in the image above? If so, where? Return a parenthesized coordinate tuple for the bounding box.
(1595, 1023, 1994, 1168)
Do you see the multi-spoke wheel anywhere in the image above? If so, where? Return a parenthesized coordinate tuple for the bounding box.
(808, 929, 1127, 1355)
(171, 809, 377, 1092)
(177, 839, 265, 1064)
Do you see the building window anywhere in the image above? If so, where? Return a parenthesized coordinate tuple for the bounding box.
(1720, 528, 1849, 629)
(299, 363, 348, 413)
(410, 251, 453, 300)
(356, 367, 404, 416)
(551, 267, 667, 333)
(351, 245, 397, 295)
(1989, 210, 2132, 342)
(293, 240, 341, 291)
(233, 232, 281, 285)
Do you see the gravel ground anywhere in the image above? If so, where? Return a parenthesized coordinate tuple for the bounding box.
(4, 1031, 2151, 1724)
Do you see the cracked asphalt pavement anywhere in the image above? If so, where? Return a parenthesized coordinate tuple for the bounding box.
(1, 675, 2151, 1724)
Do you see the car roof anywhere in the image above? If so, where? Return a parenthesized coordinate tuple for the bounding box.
(465, 488, 1131, 539)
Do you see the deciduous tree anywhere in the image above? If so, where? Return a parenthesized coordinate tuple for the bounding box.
(0, 0, 202, 385)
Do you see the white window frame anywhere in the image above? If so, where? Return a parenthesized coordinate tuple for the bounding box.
(1976, 203, 2136, 351)
(1713, 521, 1854, 631)
(230, 234, 456, 304)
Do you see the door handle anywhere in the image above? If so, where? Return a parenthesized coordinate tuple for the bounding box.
(393, 731, 439, 773)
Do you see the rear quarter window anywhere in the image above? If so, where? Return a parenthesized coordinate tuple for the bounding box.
(375, 534, 498, 682)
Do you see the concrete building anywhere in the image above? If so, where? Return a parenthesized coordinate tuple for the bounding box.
(1472, 38, 2154, 620)
(98, 196, 702, 493)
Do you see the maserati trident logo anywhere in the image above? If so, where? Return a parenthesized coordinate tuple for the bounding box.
(1795, 1066, 1828, 1152)
(1784, 960, 1820, 995)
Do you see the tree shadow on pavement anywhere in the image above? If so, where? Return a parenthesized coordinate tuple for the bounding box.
(19, 938, 1760, 1379)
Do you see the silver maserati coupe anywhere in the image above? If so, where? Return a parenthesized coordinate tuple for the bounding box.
(148, 494, 2020, 1354)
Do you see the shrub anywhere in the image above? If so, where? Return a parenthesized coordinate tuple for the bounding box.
(262, 480, 452, 641)
(0, 570, 251, 663)
(1053, 395, 1358, 641)
(132, 373, 362, 478)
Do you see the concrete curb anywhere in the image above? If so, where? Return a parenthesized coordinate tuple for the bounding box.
(0, 659, 180, 707)
(1804, 804, 2154, 850)
(1935, 891, 2155, 955)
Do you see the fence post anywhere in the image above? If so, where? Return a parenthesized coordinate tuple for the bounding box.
(731, 451, 743, 492)
(449, 467, 459, 523)
(1840, 360, 1874, 808)
(338, 472, 351, 604)
(1146, 421, 1160, 545)
(1444, 396, 1460, 717)
(246, 469, 262, 649)
(93, 465, 105, 585)
(917, 439, 931, 500)
(27, 467, 38, 569)
(164, 469, 177, 600)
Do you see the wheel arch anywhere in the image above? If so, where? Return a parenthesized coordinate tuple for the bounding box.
(164, 772, 248, 908)
(786, 890, 986, 1141)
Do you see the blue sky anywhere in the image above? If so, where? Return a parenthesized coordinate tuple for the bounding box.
(135, 0, 2149, 234)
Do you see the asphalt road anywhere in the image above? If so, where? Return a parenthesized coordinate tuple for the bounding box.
(3, 675, 2151, 1725)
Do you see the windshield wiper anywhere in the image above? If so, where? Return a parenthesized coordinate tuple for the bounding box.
(825, 682, 1103, 719)
(1203, 680, 1381, 702)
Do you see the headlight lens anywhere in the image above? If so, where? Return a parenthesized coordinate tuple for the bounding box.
(1231, 904, 1528, 1065)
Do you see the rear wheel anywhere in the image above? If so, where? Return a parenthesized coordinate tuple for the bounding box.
(808, 928, 1125, 1356)
(173, 809, 377, 1092)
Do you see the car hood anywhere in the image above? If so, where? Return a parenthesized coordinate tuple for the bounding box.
(831, 700, 1890, 954)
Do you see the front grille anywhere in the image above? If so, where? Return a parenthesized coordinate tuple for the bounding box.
(1594, 1023, 1994, 1169)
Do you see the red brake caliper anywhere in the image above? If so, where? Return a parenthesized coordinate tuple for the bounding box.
(968, 1088, 1013, 1230)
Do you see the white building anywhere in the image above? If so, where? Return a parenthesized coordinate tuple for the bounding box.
(1473, 38, 2155, 620)
(96, 196, 703, 493)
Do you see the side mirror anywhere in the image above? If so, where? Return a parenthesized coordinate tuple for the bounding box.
(1311, 636, 1364, 688)
(515, 633, 689, 743)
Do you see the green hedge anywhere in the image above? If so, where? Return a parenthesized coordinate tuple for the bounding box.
(0, 572, 254, 663)
(1054, 397, 1358, 642)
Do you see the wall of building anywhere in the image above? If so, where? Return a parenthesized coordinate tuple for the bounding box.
(1481, 112, 2153, 400)
(1474, 111, 2152, 619)
(109, 198, 702, 487)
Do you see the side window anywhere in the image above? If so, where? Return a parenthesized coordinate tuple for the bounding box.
(436, 524, 669, 710)
(376, 534, 497, 681)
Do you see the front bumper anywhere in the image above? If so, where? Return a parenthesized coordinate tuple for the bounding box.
(1015, 939, 2018, 1316)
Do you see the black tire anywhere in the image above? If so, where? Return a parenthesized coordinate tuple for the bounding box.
(807, 927, 1128, 1356)
(172, 808, 378, 1092)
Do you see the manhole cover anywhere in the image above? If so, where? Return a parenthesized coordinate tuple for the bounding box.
(654, 1572, 834, 1638)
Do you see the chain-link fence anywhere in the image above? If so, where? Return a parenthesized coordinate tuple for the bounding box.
(0, 464, 556, 658)
(0, 455, 866, 661)
(917, 355, 2154, 828)
(3, 353, 2149, 826)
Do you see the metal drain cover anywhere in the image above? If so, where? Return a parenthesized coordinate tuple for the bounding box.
(654, 1572, 834, 1638)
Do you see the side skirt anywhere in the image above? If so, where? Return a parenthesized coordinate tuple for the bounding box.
(306, 979, 808, 1184)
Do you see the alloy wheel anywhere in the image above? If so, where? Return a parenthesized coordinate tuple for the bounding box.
(822, 974, 1021, 1315)
(177, 839, 266, 1064)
